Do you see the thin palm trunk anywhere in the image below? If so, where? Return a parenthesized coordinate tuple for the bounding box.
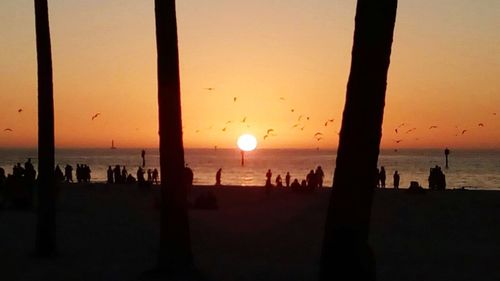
(34, 0, 56, 256)
(155, 0, 193, 272)
(320, 0, 398, 280)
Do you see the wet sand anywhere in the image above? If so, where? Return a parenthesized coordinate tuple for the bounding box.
(1, 184, 499, 281)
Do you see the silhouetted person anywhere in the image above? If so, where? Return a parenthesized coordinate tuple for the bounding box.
(141, 149, 146, 167)
(215, 168, 222, 186)
(64, 164, 73, 183)
(306, 169, 316, 189)
(13, 163, 24, 178)
(301, 179, 307, 190)
(137, 167, 146, 186)
(113, 165, 121, 184)
(266, 169, 272, 184)
(152, 168, 159, 184)
(126, 174, 136, 184)
(444, 147, 450, 169)
(379, 166, 386, 188)
(84, 164, 91, 182)
(375, 167, 380, 187)
(285, 172, 291, 188)
(315, 166, 325, 188)
(24, 158, 36, 182)
(76, 164, 82, 183)
(393, 170, 400, 189)
(275, 174, 283, 187)
(429, 165, 446, 190)
(121, 166, 128, 183)
(107, 166, 113, 184)
(54, 165, 64, 182)
(291, 178, 300, 191)
(147, 169, 152, 182)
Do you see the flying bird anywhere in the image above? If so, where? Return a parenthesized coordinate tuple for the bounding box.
(4, 128, 13, 132)
(204, 87, 215, 91)
(292, 123, 299, 128)
(461, 130, 467, 135)
(222, 127, 227, 132)
(233, 97, 237, 102)
(429, 126, 438, 129)
(91, 113, 101, 120)
(324, 119, 334, 127)
(314, 132, 323, 137)
(397, 123, 406, 128)
(195, 130, 200, 133)
(315, 137, 323, 141)
(478, 123, 484, 127)
(395, 128, 398, 134)
(263, 135, 269, 140)
(290, 109, 295, 113)
(279, 97, 285, 101)
(306, 116, 310, 120)
(241, 117, 247, 123)
(266, 129, 274, 134)
(394, 139, 403, 144)
(17, 108, 23, 113)
(225, 120, 232, 124)
(298, 115, 303, 121)
(405, 128, 416, 134)
(300, 126, 305, 131)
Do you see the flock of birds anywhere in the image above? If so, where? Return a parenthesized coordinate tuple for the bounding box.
(3, 94, 497, 148)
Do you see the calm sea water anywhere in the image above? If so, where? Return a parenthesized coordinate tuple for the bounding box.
(0, 148, 499, 190)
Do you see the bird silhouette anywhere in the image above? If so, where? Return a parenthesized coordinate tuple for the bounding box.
(315, 137, 323, 141)
(394, 139, 403, 144)
(478, 123, 484, 127)
(461, 130, 467, 135)
(493, 113, 496, 115)
(405, 128, 416, 134)
(429, 126, 438, 129)
(233, 97, 237, 102)
(241, 117, 247, 123)
(222, 127, 227, 132)
(324, 119, 334, 127)
(4, 128, 13, 132)
(279, 97, 285, 101)
(204, 87, 215, 91)
(266, 129, 274, 134)
(298, 115, 303, 121)
(300, 126, 305, 131)
(314, 132, 323, 137)
(225, 120, 232, 124)
(290, 109, 295, 113)
(291, 124, 299, 128)
(195, 130, 200, 133)
(394, 128, 398, 134)
(263, 135, 269, 140)
(17, 108, 23, 113)
(306, 117, 310, 120)
(91, 113, 101, 120)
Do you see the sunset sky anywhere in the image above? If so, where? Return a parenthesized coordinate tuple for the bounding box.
(0, 0, 498, 149)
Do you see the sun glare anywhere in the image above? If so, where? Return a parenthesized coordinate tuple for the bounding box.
(237, 134, 257, 152)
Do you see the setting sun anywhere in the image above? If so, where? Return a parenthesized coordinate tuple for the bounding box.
(237, 134, 257, 152)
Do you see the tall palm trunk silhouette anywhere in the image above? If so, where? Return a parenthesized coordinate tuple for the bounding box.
(154, 0, 193, 273)
(34, 0, 57, 256)
(320, 0, 398, 280)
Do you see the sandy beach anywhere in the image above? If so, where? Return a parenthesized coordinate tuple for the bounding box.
(1, 184, 499, 281)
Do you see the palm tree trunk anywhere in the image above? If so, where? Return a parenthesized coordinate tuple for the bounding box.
(34, 0, 57, 257)
(320, 0, 398, 280)
(154, 0, 193, 272)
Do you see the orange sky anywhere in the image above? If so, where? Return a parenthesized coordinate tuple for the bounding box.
(0, 0, 499, 149)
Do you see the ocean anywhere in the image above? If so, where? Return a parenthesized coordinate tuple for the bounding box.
(0, 148, 499, 190)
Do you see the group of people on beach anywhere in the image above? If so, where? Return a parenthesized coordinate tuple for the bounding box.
(265, 166, 326, 192)
(376, 166, 400, 189)
(106, 165, 159, 186)
(54, 164, 91, 183)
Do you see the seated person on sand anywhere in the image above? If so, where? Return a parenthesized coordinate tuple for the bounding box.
(291, 179, 300, 191)
(275, 175, 283, 187)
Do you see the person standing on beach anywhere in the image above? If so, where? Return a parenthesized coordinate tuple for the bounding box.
(265, 169, 272, 186)
(64, 164, 73, 183)
(215, 168, 222, 186)
(393, 170, 400, 189)
(285, 172, 291, 188)
(107, 166, 114, 184)
(444, 147, 450, 169)
(152, 168, 159, 184)
(379, 166, 386, 188)
(315, 166, 325, 188)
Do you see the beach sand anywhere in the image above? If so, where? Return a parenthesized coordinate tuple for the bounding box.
(1, 184, 499, 281)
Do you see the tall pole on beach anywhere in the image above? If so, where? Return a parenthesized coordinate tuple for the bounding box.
(445, 147, 450, 169)
(154, 0, 193, 275)
(241, 150, 245, 166)
(34, 0, 57, 256)
(320, 0, 398, 280)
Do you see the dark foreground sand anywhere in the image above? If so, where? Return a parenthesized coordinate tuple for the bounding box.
(1, 184, 499, 281)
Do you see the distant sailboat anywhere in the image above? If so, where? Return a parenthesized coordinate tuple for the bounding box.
(110, 140, 117, 149)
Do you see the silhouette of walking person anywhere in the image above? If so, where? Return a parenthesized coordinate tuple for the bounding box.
(141, 149, 146, 167)
(393, 170, 400, 189)
(379, 166, 386, 188)
(64, 164, 73, 183)
(107, 166, 114, 184)
(266, 169, 272, 186)
(215, 168, 222, 186)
